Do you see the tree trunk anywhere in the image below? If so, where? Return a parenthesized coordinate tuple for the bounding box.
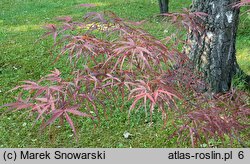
(159, 0, 169, 13)
(185, 0, 240, 93)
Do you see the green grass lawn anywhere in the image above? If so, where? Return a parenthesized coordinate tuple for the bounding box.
(0, 0, 249, 148)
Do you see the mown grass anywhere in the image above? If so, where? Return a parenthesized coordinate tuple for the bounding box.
(0, 0, 249, 148)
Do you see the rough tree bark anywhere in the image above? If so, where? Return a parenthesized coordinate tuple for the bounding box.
(159, 0, 169, 13)
(185, 0, 241, 93)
